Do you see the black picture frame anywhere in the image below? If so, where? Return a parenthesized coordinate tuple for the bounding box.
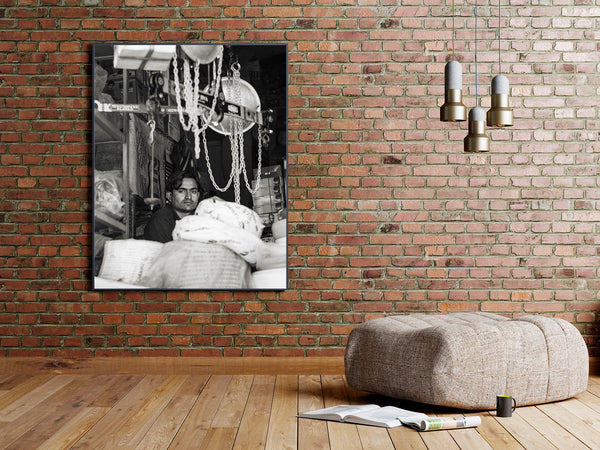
(92, 43, 288, 291)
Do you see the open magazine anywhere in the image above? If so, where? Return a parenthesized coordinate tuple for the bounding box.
(402, 415, 482, 431)
(298, 404, 481, 431)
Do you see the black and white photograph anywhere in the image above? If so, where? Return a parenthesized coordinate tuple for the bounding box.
(92, 43, 288, 290)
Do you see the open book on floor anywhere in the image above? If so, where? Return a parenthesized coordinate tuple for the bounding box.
(298, 404, 427, 428)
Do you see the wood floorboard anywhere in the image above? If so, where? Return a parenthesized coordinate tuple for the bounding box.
(321, 374, 363, 450)
(388, 424, 429, 450)
(71, 375, 172, 449)
(584, 383, 600, 399)
(0, 376, 93, 449)
(448, 427, 494, 450)
(211, 375, 254, 429)
(473, 412, 525, 449)
(0, 375, 77, 422)
(110, 375, 190, 448)
(537, 404, 599, 449)
(516, 405, 589, 450)
(494, 412, 559, 450)
(88, 374, 144, 408)
(135, 375, 210, 450)
(576, 390, 600, 414)
(265, 375, 298, 450)
(537, 400, 600, 449)
(0, 375, 22, 390)
(199, 427, 237, 450)
(36, 407, 109, 450)
(2, 375, 101, 449)
(346, 378, 396, 450)
(0, 374, 54, 412)
(297, 375, 329, 450)
(0, 365, 597, 449)
(233, 375, 276, 450)
(170, 374, 231, 448)
(421, 427, 462, 449)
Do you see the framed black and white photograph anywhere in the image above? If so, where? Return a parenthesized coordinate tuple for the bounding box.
(92, 43, 288, 290)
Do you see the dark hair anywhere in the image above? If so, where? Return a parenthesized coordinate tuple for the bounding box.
(166, 170, 200, 193)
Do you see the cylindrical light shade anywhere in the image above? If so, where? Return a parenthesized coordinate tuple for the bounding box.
(464, 107, 490, 152)
(440, 61, 467, 122)
(487, 74, 513, 127)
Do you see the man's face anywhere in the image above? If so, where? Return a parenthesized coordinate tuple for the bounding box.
(168, 177, 200, 218)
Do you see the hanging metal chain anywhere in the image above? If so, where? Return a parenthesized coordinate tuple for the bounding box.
(203, 61, 244, 203)
(197, 49, 223, 129)
(147, 118, 157, 206)
(172, 55, 196, 132)
(202, 128, 236, 194)
(172, 47, 224, 158)
(229, 63, 243, 203)
(245, 128, 264, 193)
(173, 48, 265, 204)
(232, 124, 241, 204)
(230, 63, 263, 197)
(148, 118, 156, 145)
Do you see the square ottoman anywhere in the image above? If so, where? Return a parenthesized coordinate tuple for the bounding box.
(344, 312, 588, 410)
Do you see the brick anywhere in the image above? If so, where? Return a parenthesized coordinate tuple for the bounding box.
(244, 325, 285, 335)
(116, 326, 158, 335)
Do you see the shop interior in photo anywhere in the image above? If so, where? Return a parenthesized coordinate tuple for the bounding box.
(92, 43, 288, 290)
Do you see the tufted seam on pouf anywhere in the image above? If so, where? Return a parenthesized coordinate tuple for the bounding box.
(514, 315, 589, 402)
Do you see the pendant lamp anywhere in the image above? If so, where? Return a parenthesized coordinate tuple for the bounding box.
(441, 61, 467, 122)
(464, 0, 490, 153)
(464, 107, 489, 152)
(440, 0, 466, 122)
(487, 0, 513, 127)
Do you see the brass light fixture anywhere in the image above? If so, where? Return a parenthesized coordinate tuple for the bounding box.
(464, 0, 490, 152)
(487, 0, 513, 127)
(465, 107, 490, 152)
(487, 74, 512, 126)
(441, 61, 467, 122)
(440, 0, 466, 122)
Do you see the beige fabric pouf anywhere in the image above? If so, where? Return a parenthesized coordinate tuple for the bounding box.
(345, 312, 589, 410)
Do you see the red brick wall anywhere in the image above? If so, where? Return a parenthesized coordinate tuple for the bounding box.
(1, 1, 599, 357)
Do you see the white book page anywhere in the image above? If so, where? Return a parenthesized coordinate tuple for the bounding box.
(348, 406, 427, 427)
(384, 406, 428, 420)
(299, 404, 379, 420)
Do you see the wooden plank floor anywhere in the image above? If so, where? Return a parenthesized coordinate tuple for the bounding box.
(0, 372, 598, 449)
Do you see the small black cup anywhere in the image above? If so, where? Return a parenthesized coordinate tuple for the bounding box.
(496, 395, 516, 417)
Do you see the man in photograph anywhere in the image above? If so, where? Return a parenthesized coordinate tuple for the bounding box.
(144, 170, 203, 243)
